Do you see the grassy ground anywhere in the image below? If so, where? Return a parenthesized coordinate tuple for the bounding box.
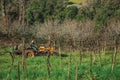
(0, 47, 120, 80)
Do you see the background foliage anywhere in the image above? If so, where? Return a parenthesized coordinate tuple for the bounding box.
(0, 0, 120, 48)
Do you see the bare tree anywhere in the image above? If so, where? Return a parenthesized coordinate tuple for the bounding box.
(60, 20, 79, 49)
(36, 19, 94, 50)
(19, 0, 25, 26)
(36, 20, 61, 46)
(1, 0, 13, 37)
(105, 20, 120, 71)
(1, 0, 7, 33)
(78, 20, 94, 41)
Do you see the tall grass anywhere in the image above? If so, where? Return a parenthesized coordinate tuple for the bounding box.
(0, 48, 120, 80)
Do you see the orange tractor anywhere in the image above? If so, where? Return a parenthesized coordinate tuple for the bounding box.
(25, 44, 58, 57)
(13, 40, 58, 57)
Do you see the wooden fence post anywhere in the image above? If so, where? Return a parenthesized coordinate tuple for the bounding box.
(111, 45, 117, 72)
(10, 52, 14, 66)
(68, 53, 71, 80)
(59, 45, 62, 67)
(79, 49, 82, 65)
(89, 48, 95, 80)
(98, 47, 102, 67)
(7, 52, 15, 79)
(75, 60, 78, 80)
(18, 61, 20, 80)
(46, 52, 51, 78)
(22, 38, 28, 80)
(22, 38, 25, 71)
(96, 40, 102, 67)
(103, 41, 106, 55)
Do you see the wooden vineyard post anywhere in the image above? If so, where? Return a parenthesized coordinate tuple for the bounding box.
(22, 38, 28, 80)
(103, 41, 106, 55)
(46, 52, 51, 78)
(93, 50, 96, 65)
(18, 61, 20, 80)
(79, 49, 82, 65)
(7, 52, 15, 79)
(89, 48, 94, 80)
(10, 52, 14, 66)
(98, 47, 102, 67)
(24, 61, 28, 80)
(97, 40, 102, 67)
(111, 45, 117, 72)
(59, 44, 62, 67)
(22, 38, 25, 71)
(75, 60, 78, 80)
(79, 41, 83, 65)
(68, 53, 71, 80)
(89, 48, 92, 74)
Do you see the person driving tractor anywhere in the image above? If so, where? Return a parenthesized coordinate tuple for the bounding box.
(29, 40, 38, 52)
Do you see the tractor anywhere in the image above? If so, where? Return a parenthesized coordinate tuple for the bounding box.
(13, 40, 58, 57)
(13, 44, 58, 57)
(25, 44, 58, 57)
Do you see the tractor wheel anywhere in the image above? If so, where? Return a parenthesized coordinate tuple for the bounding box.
(26, 50, 35, 57)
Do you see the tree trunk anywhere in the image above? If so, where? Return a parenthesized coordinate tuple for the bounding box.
(1, 0, 7, 32)
(1, 0, 5, 17)
(19, 0, 25, 26)
(1, 0, 11, 38)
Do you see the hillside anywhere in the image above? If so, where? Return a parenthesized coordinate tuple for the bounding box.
(69, 0, 86, 4)
(0, 0, 120, 48)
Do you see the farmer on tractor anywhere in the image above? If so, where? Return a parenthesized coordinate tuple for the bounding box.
(29, 40, 38, 53)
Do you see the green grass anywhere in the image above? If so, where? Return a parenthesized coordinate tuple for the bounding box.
(0, 47, 120, 80)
